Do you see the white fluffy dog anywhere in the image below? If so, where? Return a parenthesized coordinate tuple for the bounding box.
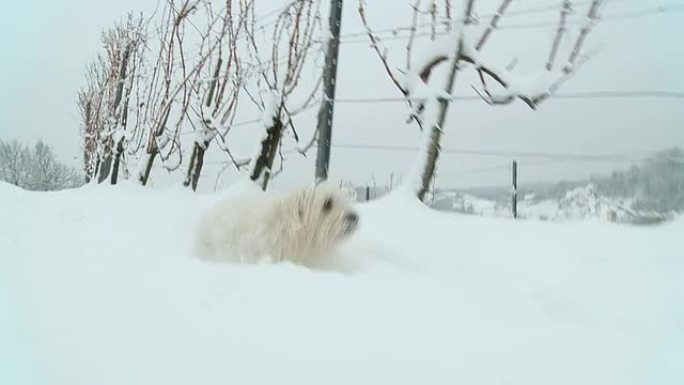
(194, 183, 359, 266)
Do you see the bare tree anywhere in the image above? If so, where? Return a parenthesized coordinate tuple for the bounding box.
(242, 0, 323, 190)
(79, 0, 324, 191)
(30, 140, 82, 190)
(0, 139, 82, 190)
(107, 15, 147, 185)
(359, 0, 605, 201)
(183, 1, 246, 191)
(78, 87, 96, 182)
(0, 140, 33, 188)
(78, 62, 106, 183)
(78, 13, 146, 185)
(137, 0, 200, 186)
(136, 0, 238, 187)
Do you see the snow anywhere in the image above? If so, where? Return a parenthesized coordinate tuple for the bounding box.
(111, 128, 126, 147)
(261, 90, 280, 129)
(505, 69, 558, 99)
(1, 181, 683, 385)
(411, 27, 459, 74)
(441, 184, 671, 223)
(522, 184, 633, 222)
(450, 191, 502, 216)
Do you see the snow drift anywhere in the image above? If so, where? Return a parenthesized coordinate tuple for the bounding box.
(1, 181, 682, 385)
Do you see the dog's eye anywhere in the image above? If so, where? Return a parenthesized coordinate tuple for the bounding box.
(322, 197, 333, 213)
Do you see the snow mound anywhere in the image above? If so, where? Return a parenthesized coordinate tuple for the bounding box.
(1, 184, 683, 385)
(521, 184, 632, 222)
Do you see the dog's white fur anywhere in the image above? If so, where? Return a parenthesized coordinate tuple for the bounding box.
(194, 183, 358, 266)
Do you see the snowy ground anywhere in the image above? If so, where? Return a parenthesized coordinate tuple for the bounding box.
(1, 181, 683, 385)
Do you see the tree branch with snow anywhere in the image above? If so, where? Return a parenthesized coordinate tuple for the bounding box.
(359, 0, 605, 201)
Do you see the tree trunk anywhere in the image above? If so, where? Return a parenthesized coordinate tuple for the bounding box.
(109, 45, 132, 185)
(82, 100, 95, 184)
(91, 156, 101, 184)
(182, 59, 221, 191)
(249, 118, 283, 191)
(414, 46, 462, 202)
(110, 141, 124, 185)
(98, 149, 113, 184)
(138, 105, 171, 186)
(183, 142, 208, 191)
(138, 149, 157, 186)
(416, 125, 443, 202)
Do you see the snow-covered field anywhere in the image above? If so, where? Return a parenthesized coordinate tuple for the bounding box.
(1, 181, 683, 385)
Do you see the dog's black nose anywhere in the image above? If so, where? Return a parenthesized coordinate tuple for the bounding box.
(343, 212, 359, 236)
(345, 212, 358, 224)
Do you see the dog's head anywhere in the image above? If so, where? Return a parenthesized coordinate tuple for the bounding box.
(295, 182, 359, 243)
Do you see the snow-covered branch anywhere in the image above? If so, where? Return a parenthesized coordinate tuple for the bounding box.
(360, 0, 605, 201)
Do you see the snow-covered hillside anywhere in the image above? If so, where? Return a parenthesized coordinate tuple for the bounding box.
(521, 184, 637, 222)
(1, 181, 683, 385)
(442, 184, 673, 223)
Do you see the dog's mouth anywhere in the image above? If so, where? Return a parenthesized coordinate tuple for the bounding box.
(343, 212, 359, 236)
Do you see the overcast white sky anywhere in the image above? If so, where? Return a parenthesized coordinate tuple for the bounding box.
(1, 0, 683, 191)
